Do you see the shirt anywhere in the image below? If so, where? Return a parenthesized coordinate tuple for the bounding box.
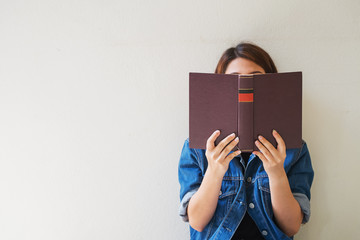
(231, 212, 264, 240)
(231, 153, 264, 240)
(178, 137, 314, 240)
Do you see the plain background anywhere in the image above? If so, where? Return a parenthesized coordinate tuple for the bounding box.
(0, 0, 359, 239)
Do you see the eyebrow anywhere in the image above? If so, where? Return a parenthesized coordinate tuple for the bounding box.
(230, 71, 263, 74)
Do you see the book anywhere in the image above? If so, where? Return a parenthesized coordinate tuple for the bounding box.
(189, 71, 302, 152)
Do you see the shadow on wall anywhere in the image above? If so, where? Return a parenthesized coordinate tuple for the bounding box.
(296, 91, 337, 239)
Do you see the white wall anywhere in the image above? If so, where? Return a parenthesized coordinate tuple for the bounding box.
(0, 0, 359, 239)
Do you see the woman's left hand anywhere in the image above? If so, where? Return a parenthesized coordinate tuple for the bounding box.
(252, 129, 287, 178)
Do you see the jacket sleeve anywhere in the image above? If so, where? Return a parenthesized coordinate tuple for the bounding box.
(287, 140, 315, 224)
(178, 138, 204, 222)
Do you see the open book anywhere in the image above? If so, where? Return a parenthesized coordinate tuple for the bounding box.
(189, 71, 302, 152)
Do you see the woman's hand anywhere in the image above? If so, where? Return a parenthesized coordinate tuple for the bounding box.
(252, 129, 287, 178)
(205, 130, 241, 178)
(187, 130, 241, 232)
(252, 129, 304, 236)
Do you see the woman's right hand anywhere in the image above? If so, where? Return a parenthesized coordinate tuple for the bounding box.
(205, 130, 241, 178)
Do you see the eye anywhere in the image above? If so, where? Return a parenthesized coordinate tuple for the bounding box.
(251, 71, 264, 74)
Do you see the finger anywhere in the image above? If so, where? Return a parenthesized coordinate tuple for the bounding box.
(223, 149, 241, 164)
(252, 150, 268, 163)
(257, 135, 279, 158)
(272, 129, 286, 154)
(215, 132, 236, 152)
(255, 140, 274, 162)
(219, 136, 240, 162)
(206, 130, 221, 151)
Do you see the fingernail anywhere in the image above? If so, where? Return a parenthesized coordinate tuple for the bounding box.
(258, 135, 263, 140)
(234, 137, 239, 141)
(273, 129, 277, 134)
(215, 130, 220, 134)
(230, 133, 235, 136)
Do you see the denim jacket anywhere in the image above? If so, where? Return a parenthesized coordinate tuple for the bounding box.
(178, 137, 314, 240)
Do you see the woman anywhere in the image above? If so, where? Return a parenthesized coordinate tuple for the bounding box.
(178, 42, 314, 240)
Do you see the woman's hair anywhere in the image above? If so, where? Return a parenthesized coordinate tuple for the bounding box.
(215, 42, 278, 74)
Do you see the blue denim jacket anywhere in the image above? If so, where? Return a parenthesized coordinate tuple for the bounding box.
(178, 137, 314, 240)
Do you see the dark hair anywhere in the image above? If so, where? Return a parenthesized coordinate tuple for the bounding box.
(215, 42, 278, 74)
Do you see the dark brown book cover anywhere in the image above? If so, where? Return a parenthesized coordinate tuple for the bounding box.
(189, 72, 302, 152)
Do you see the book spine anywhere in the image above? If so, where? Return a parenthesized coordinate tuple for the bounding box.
(238, 75, 254, 152)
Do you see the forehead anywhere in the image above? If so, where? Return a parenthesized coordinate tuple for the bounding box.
(225, 58, 265, 74)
